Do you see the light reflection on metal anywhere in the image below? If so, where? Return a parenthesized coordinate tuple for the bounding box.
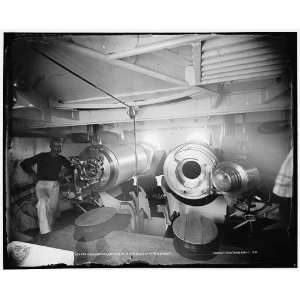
(78, 143, 154, 191)
(140, 133, 161, 150)
(186, 129, 210, 145)
(212, 159, 260, 194)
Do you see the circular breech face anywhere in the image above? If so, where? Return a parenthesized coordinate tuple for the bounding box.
(163, 143, 218, 200)
(79, 146, 114, 190)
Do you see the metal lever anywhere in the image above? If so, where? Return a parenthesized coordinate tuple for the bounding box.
(234, 214, 256, 230)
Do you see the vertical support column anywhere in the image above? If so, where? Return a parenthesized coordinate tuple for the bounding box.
(223, 114, 235, 137)
(239, 114, 248, 160)
(211, 83, 225, 108)
(192, 42, 202, 85)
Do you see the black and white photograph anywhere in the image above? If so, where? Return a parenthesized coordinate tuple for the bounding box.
(2, 32, 297, 268)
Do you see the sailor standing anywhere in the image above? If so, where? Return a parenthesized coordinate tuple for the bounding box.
(21, 138, 72, 235)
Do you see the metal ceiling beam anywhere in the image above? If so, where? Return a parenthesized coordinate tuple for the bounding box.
(151, 49, 192, 66)
(12, 106, 79, 121)
(61, 87, 188, 104)
(17, 90, 49, 111)
(36, 40, 219, 96)
(52, 88, 202, 109)
(13, 110, 290, 136)
(106, 34, 216, 60)
(15, 90, 79, 121)
(12, 89, 290, 129)
(38, 41, 188, 86)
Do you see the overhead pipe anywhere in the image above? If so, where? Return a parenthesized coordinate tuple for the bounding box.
(200, 69, 285, 85)
(201, 53, 284, 71)
(202, 59, 286, 76)
(202, 64, 285, 81)
(202, 48, 281, 66)
(106, 34, 216, 60)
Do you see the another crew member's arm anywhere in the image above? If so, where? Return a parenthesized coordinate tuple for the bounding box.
(62, 156, 72, 171)
(60, 156, 74, 180)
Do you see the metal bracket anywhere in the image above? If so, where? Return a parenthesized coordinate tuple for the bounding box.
(127, 106, 139, 119)
(211, 83, 225, 108)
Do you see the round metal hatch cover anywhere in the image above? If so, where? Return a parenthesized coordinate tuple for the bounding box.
(75, 207, 116, 227)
